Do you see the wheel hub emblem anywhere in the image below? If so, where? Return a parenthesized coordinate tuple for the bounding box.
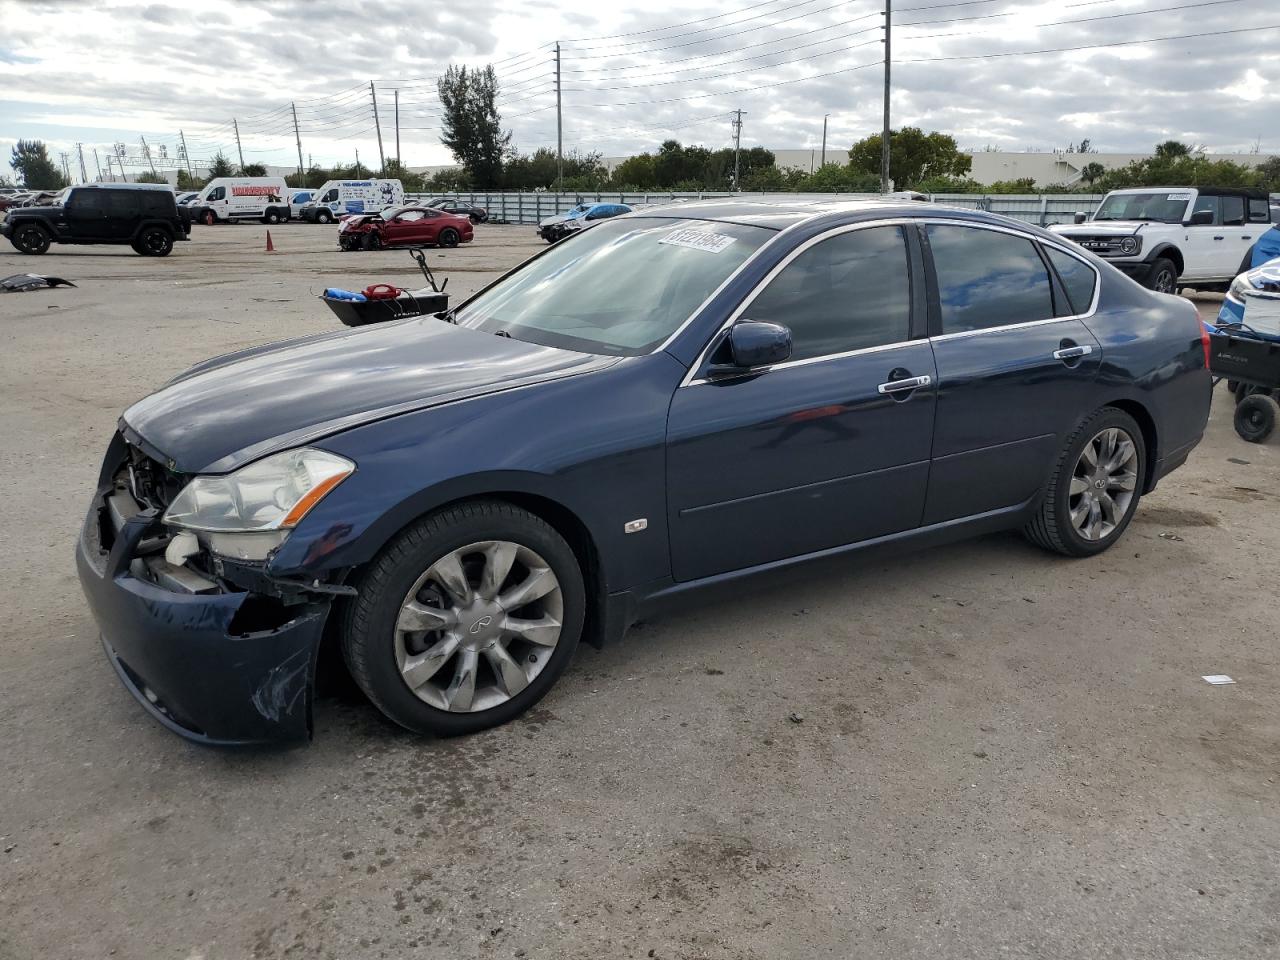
(469, 615, 493, 634)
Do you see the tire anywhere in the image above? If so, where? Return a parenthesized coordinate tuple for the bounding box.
(11, 223, 50, 255)
(437, 227, 460, 248)
(135, 227, 173, 257)
(1147, 258, 1178, 294)
(202, 210, 216, 226)
(362, 231, 382, 251)
(1234, 394, 1278, 443)
(317, 209, 333, 225)
(1023, 407, 1146, 557)
(341, 500, 586, 737)
(264, 210, 280, 225)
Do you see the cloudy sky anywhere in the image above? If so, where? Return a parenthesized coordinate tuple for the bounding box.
(0, 0, 1276, 180)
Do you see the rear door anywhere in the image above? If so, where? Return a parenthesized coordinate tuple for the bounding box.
(921, 223, 1102, 524)
(666, 223, 936, 581)
(103, 190, 141, 240)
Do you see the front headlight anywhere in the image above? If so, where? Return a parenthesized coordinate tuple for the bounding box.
(1226, 274, 1252, 305)
(163, 448, 354, 558)
(1119, 236, 1140, 256)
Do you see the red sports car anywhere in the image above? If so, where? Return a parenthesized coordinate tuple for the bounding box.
(338, 206, 474, 251)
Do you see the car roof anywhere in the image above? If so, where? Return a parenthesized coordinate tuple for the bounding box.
(73, 182, 173, 192)
(618, 197, 1012, 232)
(1108, 185, 1267, 198)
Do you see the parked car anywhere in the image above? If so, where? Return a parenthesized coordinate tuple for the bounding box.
(1051, 186, 1272, 293)
(299, 179, 404, 223)
(337, 206, 473, 250)
(76, 200, 1211, 746)
(537, 202, 632, 242)
(176, 191, 199, 207)
(2, 183, 191, 256)
(423, 197, 488, 223)
(188, 176, 291, 225)
(288, 190, 315, 219)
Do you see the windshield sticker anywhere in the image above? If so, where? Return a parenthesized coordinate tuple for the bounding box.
(659, 228, 737, 253)
(1166, 193, 1192, 201)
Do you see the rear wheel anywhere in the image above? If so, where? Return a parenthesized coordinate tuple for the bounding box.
(1024, 407, 1145, 557)
(1234, 394, 1278, 443)
(11, 223, 50, 255)
(438, 227, 460, 248)
(1147, 258, 1178, 294)
(136, 227, 173, 257)
(341, 501, 585, 736)
(264, 210, 281, 225)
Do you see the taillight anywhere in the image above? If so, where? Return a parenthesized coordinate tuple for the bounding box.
(1200, 320, 1212, 369)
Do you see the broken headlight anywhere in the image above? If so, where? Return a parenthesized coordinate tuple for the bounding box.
(163, 448, 354, 560)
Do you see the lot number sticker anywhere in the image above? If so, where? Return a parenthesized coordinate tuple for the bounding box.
(660, 228, 737, 254)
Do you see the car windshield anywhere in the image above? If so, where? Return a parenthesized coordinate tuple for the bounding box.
(1093, 192, 1189, 223)
(454, 217, 774, 356)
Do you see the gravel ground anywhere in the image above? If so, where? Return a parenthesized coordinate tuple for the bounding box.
(1, 223, 1277, 960)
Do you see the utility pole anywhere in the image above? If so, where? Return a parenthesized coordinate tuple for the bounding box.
(59, 152, 70, 184)
(179, 129, 194, 181)
(232, 118, 245, 172)
(731, 109, 745, 191)
(76, 142, 88, 183)
(821, 115, 828, 168)
(354, 148, 361, 178)
(140, 136, 157, 176)
(93, 147, 103, 182)
(880, 0, 892, 193)
(291, 103, 305, 181)
(394, 89, 400, 164)
(554, 42, 563, 192)
(370, 81, 386, 173)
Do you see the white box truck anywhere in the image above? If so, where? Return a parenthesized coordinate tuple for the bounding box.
(298, 179, 404, 223)
(189, 176, 291, 225)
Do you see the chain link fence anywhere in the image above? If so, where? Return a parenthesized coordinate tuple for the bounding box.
(405, 191, 1108, 227)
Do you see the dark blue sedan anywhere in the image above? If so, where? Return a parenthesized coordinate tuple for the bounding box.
(77, 200, 1212, 745)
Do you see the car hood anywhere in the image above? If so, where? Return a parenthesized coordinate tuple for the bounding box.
(339, 214, 380, 229)
(122, 318, 617, 474)
(1051, 221, 1151, 237)
(539, 211, 579, 227)
(1238, 258, 1280, 294)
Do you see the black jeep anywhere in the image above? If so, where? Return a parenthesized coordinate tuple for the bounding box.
(1, 184, 191, 257)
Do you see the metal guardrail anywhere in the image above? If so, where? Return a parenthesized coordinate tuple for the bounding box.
(405, 191, 1111, 228)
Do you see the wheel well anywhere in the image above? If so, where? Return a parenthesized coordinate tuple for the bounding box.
(1153, 245, 1184, 276)
(1105, 399, 1159, 493)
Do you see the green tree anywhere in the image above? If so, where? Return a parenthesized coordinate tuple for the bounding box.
(503, 148, 607, 190)
(207, 151, 234, 179)
(915, 175, 985, 194)
(848, 127, 971, 190)
(437, 64, 510, 188)
(379, 159, 424, 191)
(795, 164, 881, 193)
(1154, 140, 1193, 160)
(134, 172, 168, 184)
(9, 139, 66, 189)
(608, 153, 657, 190)
(238, 162, 267, 176)
(1254, 156, 1280, 192)
(286, 165, 331, 189)
(176, 169, 205, 191)
(1079, 161, 1106, 186)
(426, 168, 470, 192)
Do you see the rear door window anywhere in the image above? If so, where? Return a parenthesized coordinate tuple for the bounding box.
(1044, 246, 1098, 316)
(926, 225, 1055, 334)
(140, 192, 172, 216)
(1248, 198, 1270, 223)
(103, 191, 140, 216)
(744, 226, 912, 361)
(1221, 195, 1246, 226)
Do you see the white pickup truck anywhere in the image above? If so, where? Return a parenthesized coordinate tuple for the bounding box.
(1050, 187, 1273, 293)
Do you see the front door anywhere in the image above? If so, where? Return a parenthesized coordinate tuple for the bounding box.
(666, 224, 936, 582)
(921, 223, 1103, 524)
(63, 190, 111, 239)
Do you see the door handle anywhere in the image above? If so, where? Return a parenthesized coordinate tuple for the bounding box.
(1213, 235, 1224, 241)
(877, 374, 932, 394)
(1053, 345, 1094, 361)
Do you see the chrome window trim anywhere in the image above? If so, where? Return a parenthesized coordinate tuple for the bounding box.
(677, 215, 1103, 387)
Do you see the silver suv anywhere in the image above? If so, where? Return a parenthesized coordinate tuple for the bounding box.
(1051, 187, 1273, 293)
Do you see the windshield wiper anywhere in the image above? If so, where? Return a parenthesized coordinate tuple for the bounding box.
(435, 307, 457, 324)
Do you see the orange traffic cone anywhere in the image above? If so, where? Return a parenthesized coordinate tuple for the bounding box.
(265, 230, 275, 252)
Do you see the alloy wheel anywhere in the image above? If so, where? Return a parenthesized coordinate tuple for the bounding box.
(394, 540, 564, 713)
(1069, 427, 1138, 541)
(1152, 270, 1176, 294)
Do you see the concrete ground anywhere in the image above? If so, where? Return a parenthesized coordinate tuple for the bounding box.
(1, 224, 1277, 960)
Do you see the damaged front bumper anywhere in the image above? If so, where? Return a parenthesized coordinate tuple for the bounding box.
(76, 481, 332, 747)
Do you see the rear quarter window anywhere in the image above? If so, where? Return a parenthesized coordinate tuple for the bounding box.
(103, 191, 141, 216)
(1044, 246, 1098, 315)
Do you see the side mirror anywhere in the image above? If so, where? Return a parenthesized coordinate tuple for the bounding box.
(1187, 210, 1214, 226)
(709, 320, 792, 377)
(1074, 212, 1087, 224)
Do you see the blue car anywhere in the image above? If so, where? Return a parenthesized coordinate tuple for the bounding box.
(537, 201, 632, 242)
(77, 200, 1211, 745)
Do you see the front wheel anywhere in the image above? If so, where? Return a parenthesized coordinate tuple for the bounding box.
(1234, 394, 1278, 443)
(1147, 258, 1178, 294)
(317, 209, 333, 224)
(11, 223, 50, 254)
(341, 501, 585, 736)
(1024, 407, 1145, 557)
(362, 231, 382, 251)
